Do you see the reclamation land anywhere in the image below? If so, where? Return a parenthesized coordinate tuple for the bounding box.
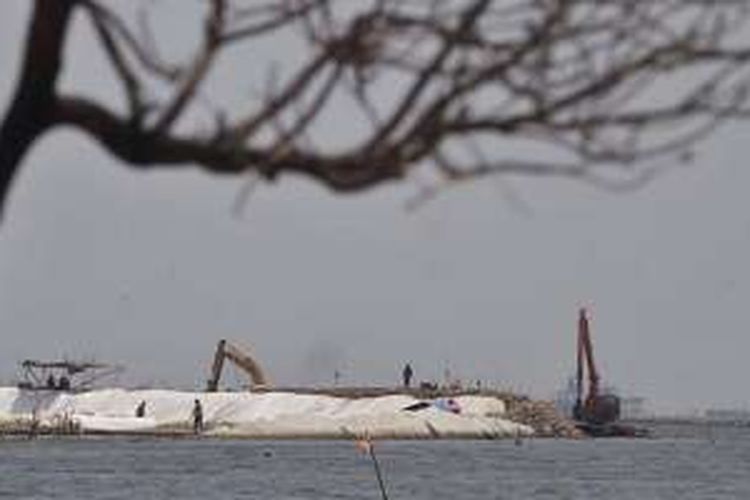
(0, 385, 582, 439)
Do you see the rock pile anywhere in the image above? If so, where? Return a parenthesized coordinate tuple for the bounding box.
(505, 398, 583, 438)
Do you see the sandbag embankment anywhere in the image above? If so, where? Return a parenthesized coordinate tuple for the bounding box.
(0, 387, 534, 439)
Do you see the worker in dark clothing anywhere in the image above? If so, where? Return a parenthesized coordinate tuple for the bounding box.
(46, 374, 56, 389)
(58, 376, 70, 391)
(192, 399, 204, 434)
(402, 363, 414, 388)
(135, 400, 146, 418)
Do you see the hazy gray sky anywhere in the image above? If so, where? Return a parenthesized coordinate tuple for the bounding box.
(2, 1, 750, 414)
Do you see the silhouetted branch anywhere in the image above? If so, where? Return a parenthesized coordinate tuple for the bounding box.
(3, 0, 750, 219)
(0, 0, 77, 219)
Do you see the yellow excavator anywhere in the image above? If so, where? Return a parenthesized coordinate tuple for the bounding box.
(205, 339, 269, 391)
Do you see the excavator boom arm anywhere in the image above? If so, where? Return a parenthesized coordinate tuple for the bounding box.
(575, 324, 584, 409)
(223, 342, 268, 388)
(205, 339, 269, 391)
(578, 308, 600, 399)
(206, 340, 227, 392)
(573, 308, 621, 426)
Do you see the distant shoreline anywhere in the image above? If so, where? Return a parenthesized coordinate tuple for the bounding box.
(625, 417, 750, 427)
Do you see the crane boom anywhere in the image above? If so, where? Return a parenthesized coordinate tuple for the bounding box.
(572, 307, 620, 426)
(575, 319, 584, 417)
(578, 308, 600, 403)
(206, 339, 269, 391)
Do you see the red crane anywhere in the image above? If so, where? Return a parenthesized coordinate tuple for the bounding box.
(573, 308, 620, 426)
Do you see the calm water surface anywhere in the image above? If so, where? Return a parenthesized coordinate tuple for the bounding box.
(1, 423, 748, 499)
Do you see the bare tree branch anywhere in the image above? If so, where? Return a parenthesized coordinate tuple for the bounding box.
(52, 95, 404, 191)
(3, 0, 750, 220)
(152, 0, 227, 133)
(84, 2, 145, 119)
(0, 0, 77, 218)
(83, 1, 182, 82)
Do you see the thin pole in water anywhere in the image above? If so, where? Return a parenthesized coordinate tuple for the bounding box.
(356, 435, 390, 500)
(369, 445, 389, 500)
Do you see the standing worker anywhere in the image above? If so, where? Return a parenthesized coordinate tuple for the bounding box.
(192, 399, 204, 434)
(135, 400, 146, 418)
(402, 363, 414, 388)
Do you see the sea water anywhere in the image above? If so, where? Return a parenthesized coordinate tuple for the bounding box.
(1, 423, 748, 499)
